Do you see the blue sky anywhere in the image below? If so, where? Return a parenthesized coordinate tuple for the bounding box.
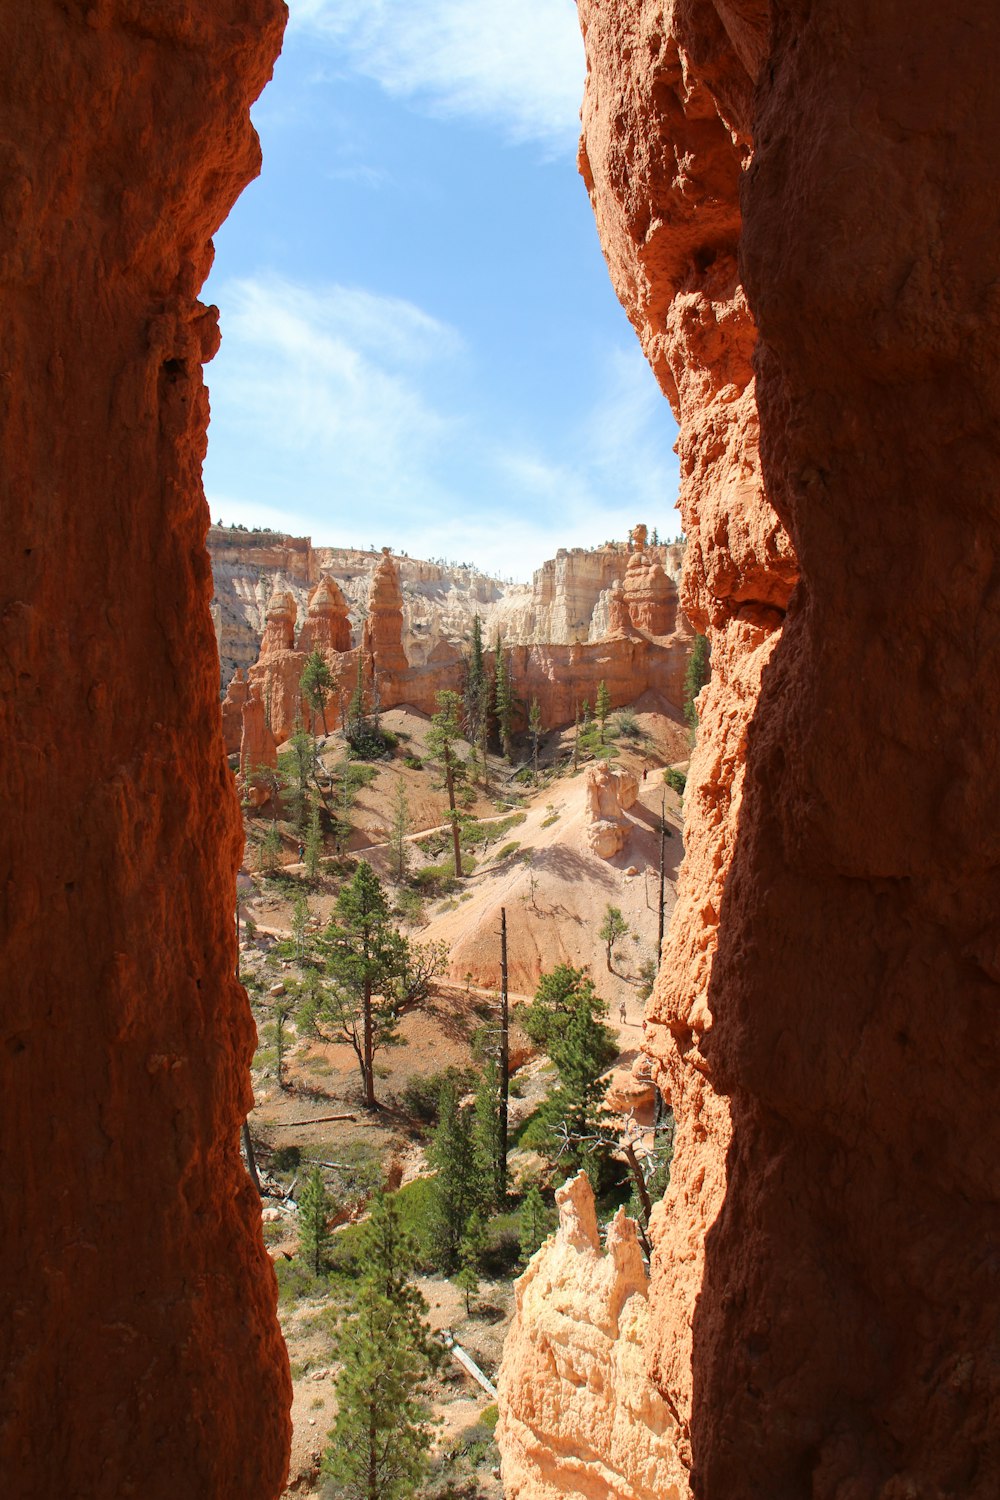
(203, 0, 681, 582)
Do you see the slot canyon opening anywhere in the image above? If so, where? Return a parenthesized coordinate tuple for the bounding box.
(6, 4, 1000, 1500)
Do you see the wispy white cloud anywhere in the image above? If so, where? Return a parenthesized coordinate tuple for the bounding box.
(207, 274, 460, 519)
(206, 274, 680, 580)
(288, 0, 586, 154)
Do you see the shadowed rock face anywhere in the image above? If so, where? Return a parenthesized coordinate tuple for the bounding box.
(0, 4, 291, 1497)
(499, 2, 1000, 1497)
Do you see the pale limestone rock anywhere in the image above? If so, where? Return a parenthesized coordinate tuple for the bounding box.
(497, 1173, 685, 1500)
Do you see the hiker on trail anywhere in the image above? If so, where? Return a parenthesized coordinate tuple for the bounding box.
(297, 842, 304, 862)
(619, 1001, 627, 1025)
(642, 768, 648, 782)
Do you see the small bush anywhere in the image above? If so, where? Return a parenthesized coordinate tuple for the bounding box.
(401, 1067, 477, 1128)
(479, 1214, 522, 1277)
(393, 886, 426, 925)
(494, 841, 521, 861)
(403, 754, 424, 770)
(412, 862, 459, 896)
(614, 708, 643, 740)
(540, 813, 559, 829)
(665, 767, 687, 795)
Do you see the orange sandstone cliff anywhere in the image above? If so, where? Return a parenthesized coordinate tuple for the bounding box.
(0, 4, 291, 1497)
(499, 2, 1000, 1497)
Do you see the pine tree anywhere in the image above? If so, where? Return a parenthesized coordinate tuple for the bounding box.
(528, 697, 542, 782)
(389, 779, 411, 884)
(300, 648, 333, 737)
(260, 821, 282, 873)
(267, 995, 294, 1091)
(473, 1058, 504, 1210)
(288, 719, 316, 832)
(683, 633, 711, 735)
(298, 862, 407, 1109)
(493, 635, 514, 761)
(595, 680, 612, 743)
(427, 690, 466, 879)
(518, 1186, 554, 1264)
(522, 965, 618, 1179)
(456, 1211, 487, 1314)
(304, 800, 322, 880)
(464, 615, 490, 775)
(598, 904, 630, 972)
(291, 888, 309, 959)
(428, 1083, 483, 1271)
(323, 1195, 440, 1500)
(298, 1167, 331, 1275)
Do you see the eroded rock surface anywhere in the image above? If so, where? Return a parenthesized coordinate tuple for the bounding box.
(500, 2, 1000, 1498)
(0, 3, 290, 1496)
(584, 762, 640, 858)
(498, 1174, 685, 1500)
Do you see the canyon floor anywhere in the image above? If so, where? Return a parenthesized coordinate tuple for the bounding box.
(237, 696, 687, 1495)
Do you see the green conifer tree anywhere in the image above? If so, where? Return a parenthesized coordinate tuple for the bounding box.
(493, 635, 514, 761)
(304, 800, 322, 880)
(300, 648, 333, 737)
(683, 633, 711, 734)
(528, 697, 542, 782)
(428, 1083, 483, 1271)
(598, 904, 630, 972)
(518, 1185, 554, 1264)
(322, 1195, 440, 1500)
(595, 680, 612, 743)
(427, 691, 466, 878)
(298, 1167, 331, 1275)
(389, 779, 411, 883)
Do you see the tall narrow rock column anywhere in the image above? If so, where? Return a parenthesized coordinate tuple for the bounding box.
(0, 5, 291, 1498)
(572, 0, 797, 1478)
(697, 3, 1000, 1493)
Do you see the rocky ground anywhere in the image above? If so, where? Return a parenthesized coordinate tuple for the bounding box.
(236, 696, 689, 1496)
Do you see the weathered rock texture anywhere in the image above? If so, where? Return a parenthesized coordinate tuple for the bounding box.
(240, 688, 278, 808)
(584, 761, 639, 858)
(208, 525, 687, 686)
(499, 2, 1000, 1498)
(296, 574, 351, 655)
(0, 4, 290, 1497)
(241, 542, 691, 744)
(361, 547, 408, 673)
(498, 1173, 685, 1500)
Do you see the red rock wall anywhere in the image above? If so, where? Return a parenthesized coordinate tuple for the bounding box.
(0, 4, 291, 1496)
(499, 1, 1000, 1496)
(693, 3, 1000, 1492)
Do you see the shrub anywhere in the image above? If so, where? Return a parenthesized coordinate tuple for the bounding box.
(614, 708, 643, 740)
(494, 841, 520, 861)
(401, 1067, 477, 1128)
(665, 767, 687, 795)
(403, 754, 424, 770)
(479, 1213, 522, 1277)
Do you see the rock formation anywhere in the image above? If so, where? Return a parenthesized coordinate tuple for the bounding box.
(221, 666, 251, 755)
(1, 3, 290, 1497)
(239, 689, 278, 808)
(621, 551, 675, 635)
(498, 1173, 686, 1500)
(499, 3, 1000, 1498)
(236, 534, 690, 742)
(361, 548, 408, 674)
(259, 585, 297, 655)
(208, 525, 687, 687)
(584, 762, 639, 858)
(296, 574, 351, 655)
